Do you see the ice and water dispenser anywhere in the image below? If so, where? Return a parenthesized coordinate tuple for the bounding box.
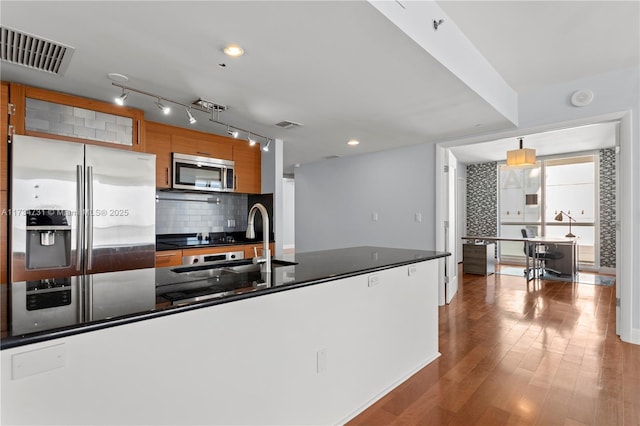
(25, 210, 72, 270)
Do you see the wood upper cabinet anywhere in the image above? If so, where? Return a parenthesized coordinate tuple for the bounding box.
(144, 122, 172, 189)
(143, 121, 261, 192)
(171, 133, 232, 160)
(232, 140, 262, 194)
(6, 83, 145, 151)
(1, 83, 9, 285)
(1, 82, 8, 191)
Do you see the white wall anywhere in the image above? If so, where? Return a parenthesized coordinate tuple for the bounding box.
(295, 143, 437, 253)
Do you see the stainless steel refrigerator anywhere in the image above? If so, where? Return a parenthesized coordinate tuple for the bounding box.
(11, 135, 156, 282)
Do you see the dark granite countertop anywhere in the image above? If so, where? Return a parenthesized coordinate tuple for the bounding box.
(1, 246, 449, 350)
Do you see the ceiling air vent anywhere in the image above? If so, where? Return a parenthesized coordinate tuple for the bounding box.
(275, 120, 303, 129)
(0, 26, 75, 75)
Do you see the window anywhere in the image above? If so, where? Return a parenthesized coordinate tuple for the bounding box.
(498, 154, 597, 268)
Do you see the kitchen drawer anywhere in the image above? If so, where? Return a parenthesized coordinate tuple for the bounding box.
(155, 250, 182, 267)
(243, 243, 275, 259)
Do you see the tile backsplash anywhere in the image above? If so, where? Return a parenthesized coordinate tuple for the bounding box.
(156, 191, 248, 234)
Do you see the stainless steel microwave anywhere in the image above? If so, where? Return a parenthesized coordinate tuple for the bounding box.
(172, 153, 235, 192)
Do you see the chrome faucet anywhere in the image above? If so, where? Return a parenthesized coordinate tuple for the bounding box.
(246, 202, 271, 273)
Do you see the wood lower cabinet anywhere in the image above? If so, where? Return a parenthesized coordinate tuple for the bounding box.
(1, 190, 7, 285)
(243, 243, 275, 259)
(155, 250, 182, 267)
(463, 243, 495, 276)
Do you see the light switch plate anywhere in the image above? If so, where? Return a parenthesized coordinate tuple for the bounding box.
(408, 265, 417, 276)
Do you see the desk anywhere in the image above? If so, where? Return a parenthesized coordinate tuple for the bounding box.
(462, 236, 578, 281)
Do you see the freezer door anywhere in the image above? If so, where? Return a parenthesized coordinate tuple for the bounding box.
(84, 145, 156, 274)
(11, 136, 85, 282)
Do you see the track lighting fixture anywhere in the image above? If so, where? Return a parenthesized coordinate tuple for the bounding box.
(111, 82, 272, 143)
(156, 98, 170, 115)
(263, 139, 271, 152)
(186, 107, 197, 124)
(114, 89, 128, 106)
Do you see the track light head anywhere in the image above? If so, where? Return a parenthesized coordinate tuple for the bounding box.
(156, 98, 170, 115)
(227, 126, 239, 138)
(114, 90, 128, 106)
(263, 139, 271, 152)
(248, 133, 256, 146)
(186, 107, 197, 124)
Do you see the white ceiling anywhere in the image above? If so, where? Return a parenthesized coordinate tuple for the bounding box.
(1, 1, 638, 173)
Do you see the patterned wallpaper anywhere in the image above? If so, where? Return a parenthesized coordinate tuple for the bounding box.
(466, 149, 617, 268)
(599, 148, 616, 268)
(466, 162, 497, 237)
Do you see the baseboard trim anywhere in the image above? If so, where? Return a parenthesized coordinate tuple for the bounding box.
(337, 352, 442, 425)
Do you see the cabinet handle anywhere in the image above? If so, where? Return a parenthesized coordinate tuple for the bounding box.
(196, 151, 211, 156)
(136, 119, 140, 145)
(156, 253, 176, 257)
(165, 167, 169, 185)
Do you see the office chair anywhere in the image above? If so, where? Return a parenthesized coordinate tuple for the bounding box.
(521, 228, 563, 279)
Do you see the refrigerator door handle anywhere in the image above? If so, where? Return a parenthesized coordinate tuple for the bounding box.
(86, 166, 94, 270)
(76, 165, 84, 272)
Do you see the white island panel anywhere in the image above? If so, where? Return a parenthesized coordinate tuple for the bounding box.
(1, 259, 440, 425)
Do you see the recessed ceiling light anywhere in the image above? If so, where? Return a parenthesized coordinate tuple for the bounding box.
(347, 139, 360, 146)
(223, 44, 244, 57)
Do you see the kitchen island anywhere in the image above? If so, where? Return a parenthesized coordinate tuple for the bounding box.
(1, 246, 448, 425)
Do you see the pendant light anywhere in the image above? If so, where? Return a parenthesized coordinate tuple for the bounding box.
(506, 137, 536, 166)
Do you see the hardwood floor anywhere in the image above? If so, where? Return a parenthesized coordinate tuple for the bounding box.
(348, 265, 640, 426)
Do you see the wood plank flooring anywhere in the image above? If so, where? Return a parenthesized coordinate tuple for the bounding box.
(347, 265, 640, 426)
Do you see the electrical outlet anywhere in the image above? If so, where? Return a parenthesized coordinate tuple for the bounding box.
(408, 265, 417, 276)
(227, 219, 236, 228)
(372, 212, 378, 222)
(368, 274, 380, 287)
(415, 212, 422, 223)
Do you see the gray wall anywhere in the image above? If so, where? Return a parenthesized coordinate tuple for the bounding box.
(295, 143, 436, 253)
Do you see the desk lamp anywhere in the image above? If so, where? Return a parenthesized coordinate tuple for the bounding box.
(554, 211, 576, 238)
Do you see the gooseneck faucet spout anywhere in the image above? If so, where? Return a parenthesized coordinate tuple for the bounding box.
(246, 202, 271, 273)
